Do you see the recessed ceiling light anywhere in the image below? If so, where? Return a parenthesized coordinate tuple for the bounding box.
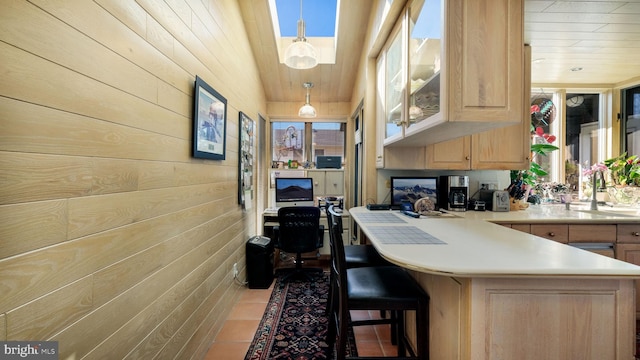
(532, 58, 545, 64)
(570, 67, 583, 72)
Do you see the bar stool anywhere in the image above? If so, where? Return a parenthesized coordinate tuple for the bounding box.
(325, 203, 392, 268)
(326, 206, 429, 360)
(324, 205, 394, 319)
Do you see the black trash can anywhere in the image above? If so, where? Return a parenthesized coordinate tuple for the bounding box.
(246, 235, 274, 289)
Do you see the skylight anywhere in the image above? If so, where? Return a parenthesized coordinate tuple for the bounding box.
(269, 0, 339, 65)
(276, 0, 337, 37)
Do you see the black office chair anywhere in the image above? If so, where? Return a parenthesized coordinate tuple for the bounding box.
(326, 206, 429, 360)
(273, 206, 324, 281)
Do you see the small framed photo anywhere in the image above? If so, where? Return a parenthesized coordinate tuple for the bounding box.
(192, 76, 227, 160)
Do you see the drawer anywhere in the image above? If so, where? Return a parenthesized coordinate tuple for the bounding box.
(510, 224, 531, 233)
(568, 242, 615, 258)
(497, 223, 531, 233)
(568, 224, 617, 242)
(617, 224, 640, 243)
(530, 224, 568, 243)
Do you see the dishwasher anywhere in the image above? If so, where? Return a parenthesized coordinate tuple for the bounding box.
(568, 242, 615, 258)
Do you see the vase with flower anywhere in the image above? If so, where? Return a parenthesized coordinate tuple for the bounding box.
(603, 153, 640, 206)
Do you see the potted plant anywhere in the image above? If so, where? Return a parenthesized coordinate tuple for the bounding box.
(604, 153, 640, 186)
(509, 125, 558, 206)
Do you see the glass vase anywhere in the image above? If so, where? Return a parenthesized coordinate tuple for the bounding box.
(606, 186, 640, 207)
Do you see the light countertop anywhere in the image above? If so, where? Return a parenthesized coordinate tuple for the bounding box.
(349, 206, 640, 278)
(454, 203, 640, 223)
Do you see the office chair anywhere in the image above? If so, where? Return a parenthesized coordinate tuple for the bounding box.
(273, 206, 324, 281)
(326, 206, 429, 360)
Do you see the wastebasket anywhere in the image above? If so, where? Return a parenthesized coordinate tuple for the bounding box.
(246, 235, 274, 289)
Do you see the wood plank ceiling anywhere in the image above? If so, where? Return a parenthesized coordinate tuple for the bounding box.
(239, 0, 640, 106)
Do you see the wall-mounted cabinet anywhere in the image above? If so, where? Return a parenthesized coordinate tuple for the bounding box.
(425, 122, 530, 170)
(376, 0, 525, 154)
(425, 45, 532, 170)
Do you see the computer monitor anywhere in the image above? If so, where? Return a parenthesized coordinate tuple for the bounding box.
(390, 176, 438, 210)
(275, 177, 315, 208)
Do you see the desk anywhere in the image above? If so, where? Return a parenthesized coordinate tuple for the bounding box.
(350, 206, 640, 360)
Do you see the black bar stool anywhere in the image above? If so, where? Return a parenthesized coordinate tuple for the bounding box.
(326, 206, 429, 360)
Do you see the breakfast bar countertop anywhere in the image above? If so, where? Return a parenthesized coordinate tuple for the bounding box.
(349, 206, 640, 278)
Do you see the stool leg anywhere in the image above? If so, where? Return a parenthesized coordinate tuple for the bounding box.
(396, 311, 406, 356)
(390, 310, 398, 345)
(417, 299, 429, 360)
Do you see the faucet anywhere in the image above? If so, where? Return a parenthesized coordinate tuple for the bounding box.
(590, 172, 599, 210)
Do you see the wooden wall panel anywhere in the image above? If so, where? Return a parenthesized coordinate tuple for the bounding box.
(0, 98, 188, 161)
(0, 314, 6, 341)
(0, 0, 264, 359)
(0, 200, 67, 258)
(6, 277, 93, 341)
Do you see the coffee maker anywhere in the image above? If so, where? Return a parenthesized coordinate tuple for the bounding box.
(439, 175, 469, 212)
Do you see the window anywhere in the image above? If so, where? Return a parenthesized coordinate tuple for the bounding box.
(530, 92, 556, 183)
(565, 93, 600, 194)
(622, 85, 640, 156)
(530, 89, 606, 199)
(271, 121, 345, 165)
(272, 122, 305, 163)
(312, 122, 344, 161)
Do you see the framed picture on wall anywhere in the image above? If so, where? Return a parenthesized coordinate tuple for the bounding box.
(192, 76, 227, 160)
(239, 112, 255, 208)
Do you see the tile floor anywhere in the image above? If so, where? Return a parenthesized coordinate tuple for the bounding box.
(203, 280, 398, 359)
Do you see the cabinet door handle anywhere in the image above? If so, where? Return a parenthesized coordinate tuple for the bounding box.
(633, 231, 640, 236)
(548, 232, 555, 237)
(465, 156, 470, 160)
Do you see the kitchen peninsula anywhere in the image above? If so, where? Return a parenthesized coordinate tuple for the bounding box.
(349, 206, 640, 360)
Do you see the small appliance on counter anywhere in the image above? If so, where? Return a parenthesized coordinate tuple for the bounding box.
(478, 189, 510, 212)
(438, 175, 469, 212)
(316, 155, 342, 169)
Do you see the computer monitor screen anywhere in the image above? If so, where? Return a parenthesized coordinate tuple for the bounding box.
(390, 176, 438, 210)
(275, 177, 315, 207)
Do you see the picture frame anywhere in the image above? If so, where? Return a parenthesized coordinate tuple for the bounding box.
(192, 76, 227, 160)
(238, 112, 255, 208)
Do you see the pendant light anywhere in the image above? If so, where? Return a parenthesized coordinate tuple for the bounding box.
(284, 0, 318, 69)
(298, 82, 317, 118)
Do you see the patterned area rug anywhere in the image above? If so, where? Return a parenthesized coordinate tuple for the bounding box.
(637, 320, 640, 360)
(244, 272, 356, 360)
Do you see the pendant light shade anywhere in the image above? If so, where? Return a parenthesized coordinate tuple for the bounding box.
(284, 0, 318, 69)
(299, 82, 317, 118)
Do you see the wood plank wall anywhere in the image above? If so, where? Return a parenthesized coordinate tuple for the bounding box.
(0, 0, 265, 358)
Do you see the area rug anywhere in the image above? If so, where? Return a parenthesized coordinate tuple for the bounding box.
(637, 319, 640, 360)
(244, 272, 356, 360)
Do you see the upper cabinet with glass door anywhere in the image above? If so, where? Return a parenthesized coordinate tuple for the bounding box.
(382, 0, 525, 147)
(383, 19, 406, 144)
(408, 0, 441, 130)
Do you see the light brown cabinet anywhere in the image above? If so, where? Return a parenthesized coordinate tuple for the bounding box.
(307, 169, 344, 198)
(425, 122, 530, 170)
(376, 0, 526, 168)
(504, 221, 639, 314)
(424, 45, 531, 171)
(615, 224, 640, 316)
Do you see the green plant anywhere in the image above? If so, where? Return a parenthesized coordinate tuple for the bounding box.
(509, 124, 559, 200)
(604, 153, 640, 186)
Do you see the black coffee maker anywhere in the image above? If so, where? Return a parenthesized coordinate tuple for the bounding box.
(438, 175, 469, 212)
